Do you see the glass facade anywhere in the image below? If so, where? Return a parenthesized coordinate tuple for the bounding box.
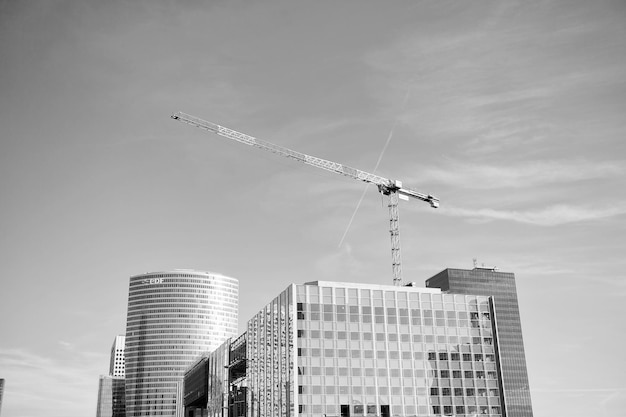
(125, 270, 238, 417)
(238, 281, 505, 417)
(96, 376, 126, 417)
(426, 268, 533, 417)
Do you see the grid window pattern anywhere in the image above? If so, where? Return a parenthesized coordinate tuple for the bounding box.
(125, 271, 238, 417)
(294, 283, 503, 417)
(243, 281, 504, 417)
(427, 269, 534, 417)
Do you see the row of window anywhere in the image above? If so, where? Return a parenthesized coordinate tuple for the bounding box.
(297, 385, 499, 397)
(297, 347, 495, 361)
(298, 304, 489, 319)
(296, 366, 497, 379)
(431, 387, 499, 397)
(297, 403, 501, 416)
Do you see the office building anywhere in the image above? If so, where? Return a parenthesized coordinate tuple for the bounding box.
(0, 378, 4, 417)
(191, 278, 533, 417)
(96, 375, 126, 417)
(125, 270, 238, 417)
(110, 335, 126, 377)
(426, 268, 533, 417)
(96, 335, 127, 417)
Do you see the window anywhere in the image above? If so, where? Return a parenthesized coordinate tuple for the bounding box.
(463, 353, 472, 361)
(440, 370, 450, 378)
(439, 352, 448, 361)
(428, 352, 437, 360)
(451, 352, 460, 361)
(430, 387, 439, 396)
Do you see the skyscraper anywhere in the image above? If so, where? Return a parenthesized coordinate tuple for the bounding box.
(0, 378, 4, 417)
(125, 270, 238, 417)
(96, 336, 126, 417)
(110, 335, 126, 377)
(426, 267, 533, 417)
(193, 278, 534, 417)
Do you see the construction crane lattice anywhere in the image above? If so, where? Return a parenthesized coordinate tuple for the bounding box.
(172, 111, 439, 286)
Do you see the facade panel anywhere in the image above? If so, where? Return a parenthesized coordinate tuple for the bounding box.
(125, 270, 238, 417)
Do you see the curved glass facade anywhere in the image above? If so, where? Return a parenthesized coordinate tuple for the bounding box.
(125, 270, 238, 417)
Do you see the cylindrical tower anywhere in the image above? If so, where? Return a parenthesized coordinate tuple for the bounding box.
(124, 270, 238, 417)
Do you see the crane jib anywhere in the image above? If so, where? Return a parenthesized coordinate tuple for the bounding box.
(172, 111, 439, 286)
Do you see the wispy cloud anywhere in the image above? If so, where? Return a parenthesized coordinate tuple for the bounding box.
(0, 347, 106, 417)
(442, 203, 626, 226)
(416, 159, 624, 189)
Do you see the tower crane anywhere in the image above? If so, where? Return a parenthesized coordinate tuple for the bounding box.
(171, 111, 439, 286)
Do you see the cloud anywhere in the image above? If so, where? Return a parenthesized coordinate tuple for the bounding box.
(442, 203, 626, 226)
(0, 347, 106, 417)
(415, 159, 624, 189)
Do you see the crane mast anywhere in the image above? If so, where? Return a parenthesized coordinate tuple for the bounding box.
(172, 111, 439, 286)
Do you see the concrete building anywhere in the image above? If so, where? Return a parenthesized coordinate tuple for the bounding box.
(189, 275, 532, 417)
(110, 335, 126, 378)
(125, 270, 238, 417)
(426, 267, 533, 417)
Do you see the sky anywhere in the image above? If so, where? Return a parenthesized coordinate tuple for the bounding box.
(0, 0, 625, 416)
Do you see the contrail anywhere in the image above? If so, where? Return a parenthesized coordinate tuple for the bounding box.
(338, 85, 412, 248)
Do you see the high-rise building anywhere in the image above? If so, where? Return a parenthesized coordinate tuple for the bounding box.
(192, 278, 533, 417)
(426, 267, 533, 417)
(0, 378, 4, 417)
(96, 335, 127, 417)
(125, 270, 238, 417)
(110, 335, 126, 377)
(96, 375, 126, 417)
